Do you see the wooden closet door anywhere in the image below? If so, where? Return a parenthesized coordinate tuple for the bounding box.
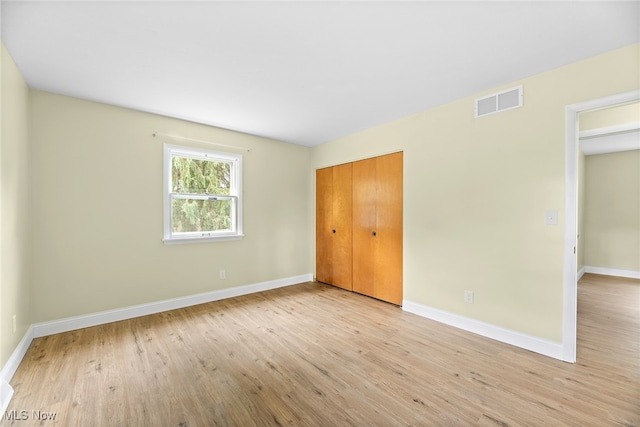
(331, 163, 353, 290)
(315, 164, 353, 290)
(353, 152, 403, 305)
(316, 167, 333, 285)
(352, 157, 377, 298)
(374, 152, 403, 305)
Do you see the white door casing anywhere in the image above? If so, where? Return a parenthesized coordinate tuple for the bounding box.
(563, 89, 640, 363)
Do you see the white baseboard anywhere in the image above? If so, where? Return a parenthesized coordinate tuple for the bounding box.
(0, 379, 13, 416)
(402, 300, 565, 361)
(1, 273, 312, 411)
(0, 325, 34, 413)
(32, 274, 312, 338)
(577, 266, 586, 281)
(583, 266, 640, 280)
(0, 380, 13, 415)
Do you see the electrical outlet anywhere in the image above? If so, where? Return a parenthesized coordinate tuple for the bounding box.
(545, 210, 558, 225)
(219, 270, 226, 280)
(464, 290, 474, 304)
(12, 315, 17, 334)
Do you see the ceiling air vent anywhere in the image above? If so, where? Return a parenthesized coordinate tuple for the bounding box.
(475, 85, 523, 118)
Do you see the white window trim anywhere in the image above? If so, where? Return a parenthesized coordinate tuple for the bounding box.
(163, 144, 243, 244)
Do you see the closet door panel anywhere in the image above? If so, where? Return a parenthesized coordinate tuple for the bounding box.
(315, 167, 334, 284)
(374, 152, 403, 305)
(352, 157, 377, 298)
(331, 163, 353, 290)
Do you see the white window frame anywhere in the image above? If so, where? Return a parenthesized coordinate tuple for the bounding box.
(163, 144, 243, 244)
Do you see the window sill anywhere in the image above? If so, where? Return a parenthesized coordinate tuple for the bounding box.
(163, 234, 244, 245)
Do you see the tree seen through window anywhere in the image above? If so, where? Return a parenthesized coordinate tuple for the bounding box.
(171, 156, 232, 233)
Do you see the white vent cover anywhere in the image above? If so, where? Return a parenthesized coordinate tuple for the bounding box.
(475, 85, 523, 117)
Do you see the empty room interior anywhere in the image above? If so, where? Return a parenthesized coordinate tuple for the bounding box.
(1, 2, 639, 426)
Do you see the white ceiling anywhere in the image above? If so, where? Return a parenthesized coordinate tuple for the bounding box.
(2, 1, 639, 146)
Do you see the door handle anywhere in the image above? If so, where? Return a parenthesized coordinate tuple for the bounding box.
(372, 231, 377, 236)
(332, 229, 336, 234)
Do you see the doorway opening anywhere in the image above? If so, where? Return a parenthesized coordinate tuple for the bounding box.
(562, 90, 640, 363)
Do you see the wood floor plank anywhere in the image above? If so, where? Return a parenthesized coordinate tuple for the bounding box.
(2, 273, 639, 426)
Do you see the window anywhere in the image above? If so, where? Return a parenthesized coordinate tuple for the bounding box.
(163, 144, 243, 243)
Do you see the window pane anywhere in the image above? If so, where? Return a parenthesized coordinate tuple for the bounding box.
(171, 156, 231, 195)
(171, 197, 233, 233)
(163, 144, 243, 243)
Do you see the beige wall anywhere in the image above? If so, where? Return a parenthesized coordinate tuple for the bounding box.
(578, 102, 640, 275)
(583, 150, 640, 271)
(1, 44, 32, 368)
(311, 43, 640, 343)
(580, 102, 640, 131)
(29, 91, 311, 323)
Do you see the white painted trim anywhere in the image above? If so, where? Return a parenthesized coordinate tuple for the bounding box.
(0, 380, 13, 416)
(564, 89, 640, 364)
(402, 300, 564, 361)
(33, 274, 312, 338)
(163, 143, 244, 244)
(577, 266, 586, 281)
(583, 266, 640, 280)
(579, 122, 640, 139)
(162, 234, 244, 245)
(580, 129, 639, 155)
(0, 274, 311, 411)
(0, 326, 34, 384)
(0, 325, 34, 413)
(563, 105, 580, 363)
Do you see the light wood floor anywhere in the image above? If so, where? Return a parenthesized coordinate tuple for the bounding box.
(2, 274, 639, 426)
